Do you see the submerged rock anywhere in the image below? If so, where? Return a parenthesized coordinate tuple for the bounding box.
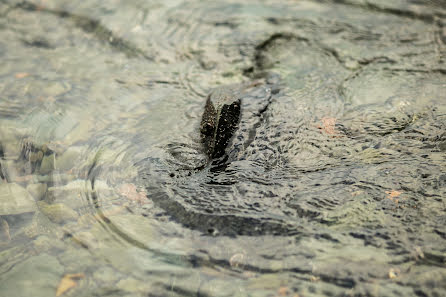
(26, 183, 47, 201)
(0, 253, 63, 297)
(17, 140, 56, 175)
(39, 153, 56, 175)
(56, 146, 85, 171)
(37, 201, 79, 224)
(0, 183, 37, 215)
(23, 212, 63, 239)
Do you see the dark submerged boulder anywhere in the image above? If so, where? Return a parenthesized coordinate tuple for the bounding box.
(200, 78, 276, 162)
(200, 87, 241, 159)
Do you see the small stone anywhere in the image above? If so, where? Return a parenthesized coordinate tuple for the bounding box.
(15, 72, 30, 79)
(0, 183, 37, 215)
(26, 183, 47, 201)
(37, 201, 79, 224)
(229, 253, 246, 268)
(388, 268, 400, 279)
(344, 58, 359, 70)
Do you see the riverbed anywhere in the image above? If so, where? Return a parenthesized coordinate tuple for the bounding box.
(0, 0, 445, 296)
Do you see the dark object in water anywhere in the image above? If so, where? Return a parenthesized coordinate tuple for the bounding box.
(200, 80, 272, 160)
(200, 86, 242, 159)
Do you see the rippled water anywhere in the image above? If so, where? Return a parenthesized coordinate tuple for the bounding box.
(0, 0, 445, 296)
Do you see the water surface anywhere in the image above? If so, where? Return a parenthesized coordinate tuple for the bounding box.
(0, 0, 445, 296)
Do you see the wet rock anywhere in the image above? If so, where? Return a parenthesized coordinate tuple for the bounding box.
(0, 183, 37, 215)
(19, 140, 41, 160)
(58, 245, 95, 271)
(200, 79, 276, 162)
(37, 201, 79, 224)
(39, 153, 56, 174)
(17, 140, 56, 175)
(26, 183, 47, 201)
(23, 212, 63, 239)
(200, 86, 242, 159)
(0, 212, 35, 240)
(0, 160, 17, 182)
(33, 235, 65, 252)
(0, 253, 63, 297)
(0, 127, 25, 157)
(57, 146, 85, 171)
(45, 186, 80, 208)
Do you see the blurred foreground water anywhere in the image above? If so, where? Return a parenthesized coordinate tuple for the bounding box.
(0, 0, 445, 296)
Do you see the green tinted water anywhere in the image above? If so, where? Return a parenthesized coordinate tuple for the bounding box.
(0, 0, 445, 296)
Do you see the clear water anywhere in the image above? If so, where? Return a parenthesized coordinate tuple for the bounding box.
(0, 0, 445, 296)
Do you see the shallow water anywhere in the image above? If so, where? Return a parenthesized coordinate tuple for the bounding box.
(0, 0, 445, 296)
